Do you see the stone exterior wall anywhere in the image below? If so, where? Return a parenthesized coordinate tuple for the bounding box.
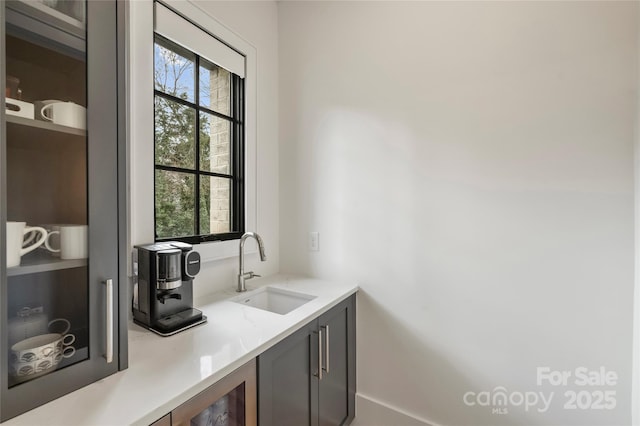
(208, 67, 231, 233)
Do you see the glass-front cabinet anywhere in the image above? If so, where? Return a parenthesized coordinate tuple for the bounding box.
(170, 359, 257, 426)
(0, 0, 127, 421)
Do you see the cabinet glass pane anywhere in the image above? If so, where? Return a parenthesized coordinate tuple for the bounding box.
(190, 383, 246, 426)
(4, 0, 89, 387)
(37, 0, 86, 23)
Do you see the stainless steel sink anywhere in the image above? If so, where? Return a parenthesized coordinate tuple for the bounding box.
(231, 287, 316, 315)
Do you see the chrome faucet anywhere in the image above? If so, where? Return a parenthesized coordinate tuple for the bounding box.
(237, 232, 267, 292)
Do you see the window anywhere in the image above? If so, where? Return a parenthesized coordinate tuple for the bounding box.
(130, 1, 256, 260)
(153, 35, 245, 243)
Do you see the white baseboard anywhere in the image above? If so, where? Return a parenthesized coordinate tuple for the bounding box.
(351, 393, 439, 426)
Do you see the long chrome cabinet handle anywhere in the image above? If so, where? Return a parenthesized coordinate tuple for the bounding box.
(321, 325, 330, 374)
(317, 329, 323, 380)
(104, 279, 114, 363)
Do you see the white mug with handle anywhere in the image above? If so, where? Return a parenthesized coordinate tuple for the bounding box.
(40, 102, 86, 129)
(6, 222, 47, 267)
(59, 225, 88, 260)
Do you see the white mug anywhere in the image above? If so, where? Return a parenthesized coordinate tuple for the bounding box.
(34, 100, 59, 121)
(6, 222, 47, 267)
(59, 225, 88, 260)
(40, 102, 86, 129)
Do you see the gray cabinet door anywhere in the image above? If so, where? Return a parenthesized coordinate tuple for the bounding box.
(258, 321, 320, 426)
(0, 0, 126, 421)
(258, 294, 356, 426)
(318, 296, 356, 426)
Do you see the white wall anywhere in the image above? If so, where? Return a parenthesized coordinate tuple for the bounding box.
(129, 0, 279, 298)
(633, 6, 640, 425)
(278, 2, 638, 425)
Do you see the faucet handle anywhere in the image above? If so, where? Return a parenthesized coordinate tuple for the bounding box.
(237, 269, 262, 292)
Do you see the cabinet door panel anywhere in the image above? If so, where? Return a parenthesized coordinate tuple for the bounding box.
(318, 296, 356, 426)
(1, 0, 125, 421)
(258, 321, 319, 426)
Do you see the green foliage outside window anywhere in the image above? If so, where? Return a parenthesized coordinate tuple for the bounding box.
(154, 41, 211, 239)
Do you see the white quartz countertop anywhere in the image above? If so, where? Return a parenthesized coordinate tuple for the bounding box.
(5, 275, 359, 426)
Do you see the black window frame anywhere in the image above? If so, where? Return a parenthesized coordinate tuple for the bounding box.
(153, 34, 245, 244)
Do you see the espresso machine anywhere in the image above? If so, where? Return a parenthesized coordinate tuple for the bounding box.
(133, 242, 206, 336)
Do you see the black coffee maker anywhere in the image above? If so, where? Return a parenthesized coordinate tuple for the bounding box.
(133, 242, 207, 336)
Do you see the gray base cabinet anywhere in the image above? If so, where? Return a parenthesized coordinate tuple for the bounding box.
(258, 295, 356, 426)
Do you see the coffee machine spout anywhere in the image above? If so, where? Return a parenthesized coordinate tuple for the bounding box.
(158, 292, 182, 304)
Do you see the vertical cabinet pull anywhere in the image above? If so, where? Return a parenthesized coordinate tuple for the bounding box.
(104, 279, 114, 363)
(316, 329, 323, 380)
(321, 325, 330, 374)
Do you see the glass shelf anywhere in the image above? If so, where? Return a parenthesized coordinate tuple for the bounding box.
(7, 115, 86, 137)
(7, 250, 87, 277)
(13, 0, 85, 31)
(6, 0, 85, 56)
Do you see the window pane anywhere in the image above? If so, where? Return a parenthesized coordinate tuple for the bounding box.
(155, 96, 196, 169)
(155, 170, 195, 238)
(154, 39, 195, 102)
(200, 177, 231, 235)
(199, 59, 231, 115)
(199, 112, 231, 174)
